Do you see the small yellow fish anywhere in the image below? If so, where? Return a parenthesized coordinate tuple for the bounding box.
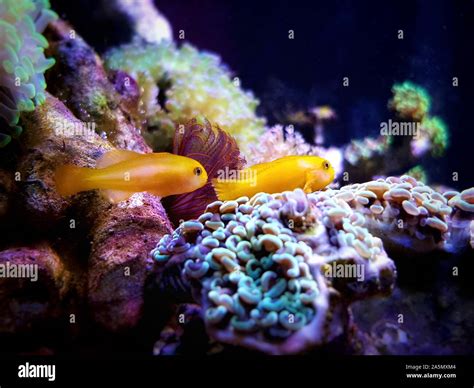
(212, 155, 334, 201)
(54, 149, 208, 203)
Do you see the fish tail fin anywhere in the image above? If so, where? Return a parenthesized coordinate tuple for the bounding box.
(211, 178, 236, 201)
(54, 164, 92, 197)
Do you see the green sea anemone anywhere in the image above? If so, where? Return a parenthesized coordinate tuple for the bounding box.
(389, 81, 431, 121)
(0, 0, 57, 147)
(105, 41, 265, 153)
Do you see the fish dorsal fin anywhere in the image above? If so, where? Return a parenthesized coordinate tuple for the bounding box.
(96, 149, 145, 169)
(101, 189, 137, 204)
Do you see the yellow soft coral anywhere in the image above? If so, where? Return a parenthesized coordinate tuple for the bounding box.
(105, 42, 265, 154)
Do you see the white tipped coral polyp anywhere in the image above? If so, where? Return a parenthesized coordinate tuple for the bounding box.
(0, 0, 57, 146)
(152, 188, 398, 354)
(151, 176, 474, 354)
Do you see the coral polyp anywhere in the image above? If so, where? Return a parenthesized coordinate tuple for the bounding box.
(105, 42, 266, 153)
(419, 116, 449, 157)
(1, 0, 473, 361)
(247, 125, 318, 165)
(388, 81, 449, 158)
(151, 188, 396, 354)
(150, 175, 474, 353)
(389, 81, 431, 121)
(0, 0, 57, 147)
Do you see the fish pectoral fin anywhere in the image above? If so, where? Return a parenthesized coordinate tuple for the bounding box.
(303, 172, 314, 194)
(211, 178, 233, 201)
(96, 149, 144, 168)
(211, 178, 236, 201)
(102, 189, 136, 204)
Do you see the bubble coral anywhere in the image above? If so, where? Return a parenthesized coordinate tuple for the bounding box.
(105, 42, 265, 153)
(0, 0, 57, 147)
(150, 189, 396, 354)
(388, 81, 431, 122)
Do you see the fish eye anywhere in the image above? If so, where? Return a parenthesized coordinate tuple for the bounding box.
(323, 161, 330, 170)
(194, 167, 202, 176)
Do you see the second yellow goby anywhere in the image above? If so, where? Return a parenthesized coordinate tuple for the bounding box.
(212, 155, 334, 201)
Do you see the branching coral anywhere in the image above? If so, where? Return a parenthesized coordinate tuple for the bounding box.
(105, 42, 266, 153)
(0, 0, 57, 147)
(150, 189, 396, 354)
(344, 136, 391, 168)
(250, 82, 447, 184)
